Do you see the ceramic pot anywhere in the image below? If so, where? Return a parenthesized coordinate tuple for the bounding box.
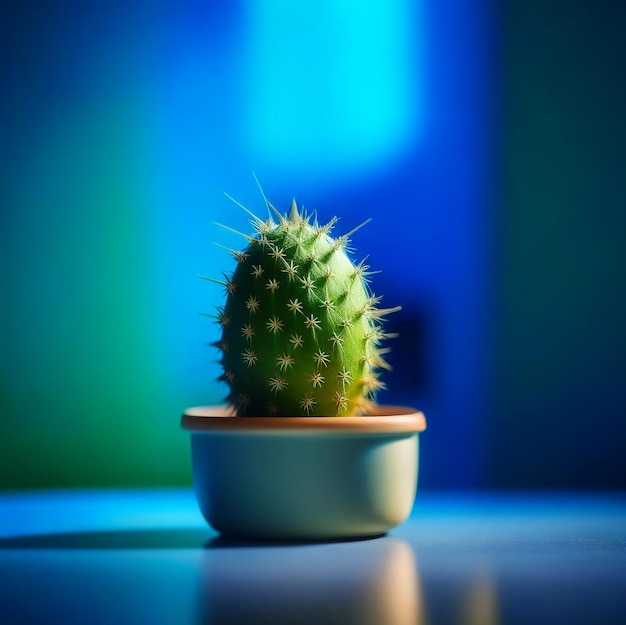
(181, 405, 426, 540)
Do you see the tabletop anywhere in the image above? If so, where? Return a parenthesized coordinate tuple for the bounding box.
(1, 489, 625, 625)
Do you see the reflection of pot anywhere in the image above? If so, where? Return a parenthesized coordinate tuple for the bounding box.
(197, 537, 425, 625)
(182, 406, 426, 540)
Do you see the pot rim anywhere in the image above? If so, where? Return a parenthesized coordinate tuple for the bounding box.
(182, 405, 426, 434)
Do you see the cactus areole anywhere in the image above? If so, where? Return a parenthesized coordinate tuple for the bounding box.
(207, 199, 400, 417)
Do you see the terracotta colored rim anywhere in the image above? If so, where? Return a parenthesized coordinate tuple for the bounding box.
(182, 405, 426, 434)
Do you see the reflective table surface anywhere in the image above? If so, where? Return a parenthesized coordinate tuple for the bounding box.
(1, 489, 625, 624)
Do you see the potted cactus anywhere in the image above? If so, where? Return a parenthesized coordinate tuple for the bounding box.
(182, 196, 426, 540)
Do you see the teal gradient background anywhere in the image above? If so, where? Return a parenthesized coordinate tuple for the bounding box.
(2, 1, 625, 490)
(491, 0, 626, 487)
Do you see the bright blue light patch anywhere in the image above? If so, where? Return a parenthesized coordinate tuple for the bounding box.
(243, 0, 421, 179)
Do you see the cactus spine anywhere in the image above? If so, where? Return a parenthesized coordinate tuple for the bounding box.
(207, 198, 399, 416)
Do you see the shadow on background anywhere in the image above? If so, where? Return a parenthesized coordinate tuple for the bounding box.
(0, 528, 211, 550)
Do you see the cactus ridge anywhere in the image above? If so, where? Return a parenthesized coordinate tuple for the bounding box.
(208, 198, 399, 416)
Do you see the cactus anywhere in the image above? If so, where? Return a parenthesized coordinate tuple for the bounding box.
(205, 197, 400, 416)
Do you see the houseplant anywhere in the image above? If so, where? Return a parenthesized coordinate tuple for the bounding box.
(182, 195, 426, 539)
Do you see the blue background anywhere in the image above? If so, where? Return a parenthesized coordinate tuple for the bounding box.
(2, 0, 625, 490)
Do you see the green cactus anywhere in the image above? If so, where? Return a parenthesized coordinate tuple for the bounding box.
(205, 197, 400, 416)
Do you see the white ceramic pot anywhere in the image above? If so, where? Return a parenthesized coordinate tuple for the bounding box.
(182, 405, 426, 540)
